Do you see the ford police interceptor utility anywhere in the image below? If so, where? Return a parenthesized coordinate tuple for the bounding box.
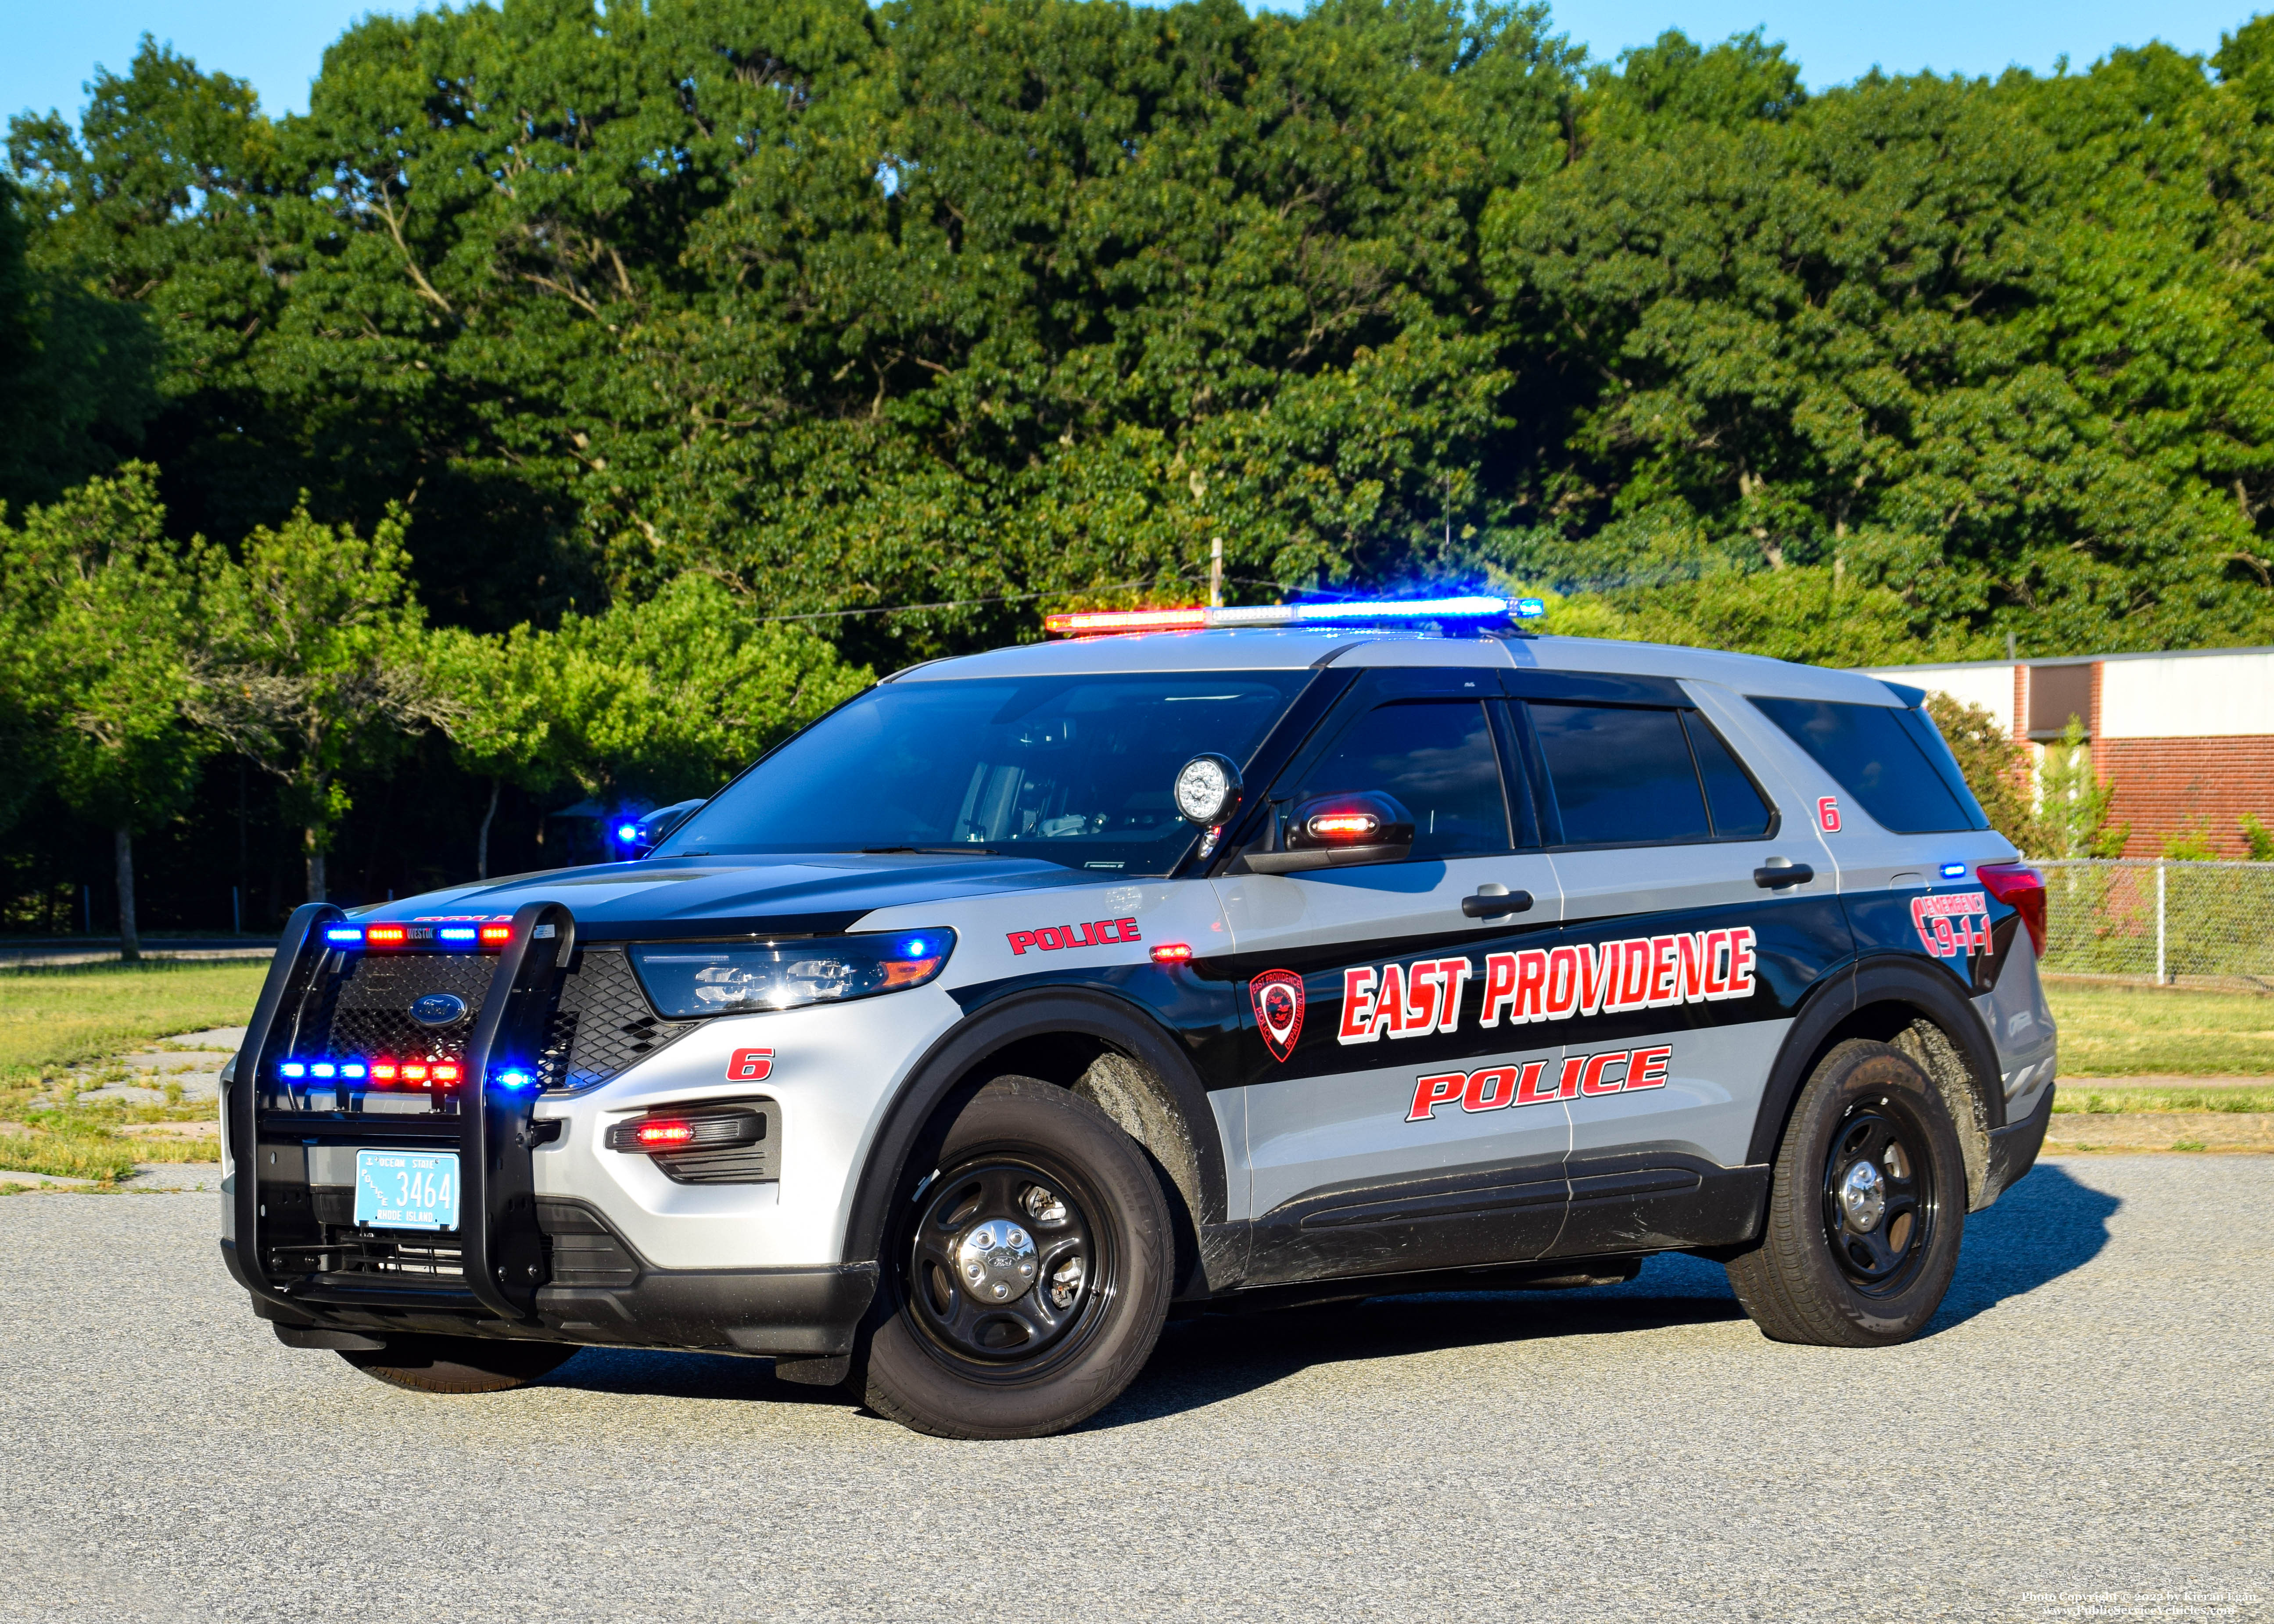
(220, 595, 2057, 1438)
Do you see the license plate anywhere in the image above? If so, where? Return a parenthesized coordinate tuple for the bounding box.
(353, 1150, 460, 1232)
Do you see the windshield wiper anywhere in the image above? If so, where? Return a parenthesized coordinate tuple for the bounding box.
(858, 845, 1003, 857)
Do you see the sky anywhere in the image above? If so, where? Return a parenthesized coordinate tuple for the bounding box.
(2, 0, 2264, 127)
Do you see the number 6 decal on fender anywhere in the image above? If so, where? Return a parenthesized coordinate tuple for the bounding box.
(728, 1047, 774, 1081)
(1817, 796, 1842, 833)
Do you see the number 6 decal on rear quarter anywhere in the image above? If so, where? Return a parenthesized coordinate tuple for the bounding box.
(1817, 796, 1842, 832)
(728, 1048, 774, 1081)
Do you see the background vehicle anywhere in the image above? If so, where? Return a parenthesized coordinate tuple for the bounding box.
(221, 598, 2055, 1437)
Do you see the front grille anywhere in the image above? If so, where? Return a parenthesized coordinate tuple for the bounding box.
(280, 943, 694, 1097)
(540, 949, 696, 1091)
(308, 952, 492, 1066)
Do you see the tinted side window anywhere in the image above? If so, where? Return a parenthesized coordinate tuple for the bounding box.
(1291, 701, 1510, 859)
(1748, 697, 1978, 834)
(1683, 713, 1774, 838)
(1530, 704, 1710, 845)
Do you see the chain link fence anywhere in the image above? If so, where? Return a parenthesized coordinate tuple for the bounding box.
(2034, 859, 2274, 986)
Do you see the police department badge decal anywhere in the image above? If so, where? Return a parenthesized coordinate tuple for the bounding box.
(1248, 969, 1306, 1062)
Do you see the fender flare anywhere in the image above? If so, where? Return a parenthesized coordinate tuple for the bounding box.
(839, 987, 1229, 1271)
(1746, 953, 2003, 1171)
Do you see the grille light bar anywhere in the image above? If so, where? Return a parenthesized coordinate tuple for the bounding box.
(320, 922, 514, 951)
(1043, 594, 1541, 637)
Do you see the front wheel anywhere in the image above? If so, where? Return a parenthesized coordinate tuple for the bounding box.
(853, 1075, 1173, 1439)
(1725, 1039, 1967, 1347)
(338, 1335, 577, 1394)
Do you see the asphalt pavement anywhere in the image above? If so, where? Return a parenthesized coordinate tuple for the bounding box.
(0, 1156, 2265, 1623)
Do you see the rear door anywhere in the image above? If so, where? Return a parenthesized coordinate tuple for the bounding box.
(1499, 671, 1847, 1256)
(1212, 667, 1569, 1286)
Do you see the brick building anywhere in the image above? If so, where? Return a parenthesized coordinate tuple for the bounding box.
(1858, 647, 2274, 858)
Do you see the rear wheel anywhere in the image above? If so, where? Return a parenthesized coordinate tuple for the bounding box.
(854, 1075, 1173, 1439)
(338, 1335, 577, 1394)
(1726, 1039, 1966, 1347)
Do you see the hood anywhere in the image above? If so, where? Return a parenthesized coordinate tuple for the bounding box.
(350, 853, 1101, 941)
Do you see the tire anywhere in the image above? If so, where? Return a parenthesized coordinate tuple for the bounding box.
(852, 1075, 1173, 1439)
(338, 1335, 577, 1394)
(1725, 1039, 1967, 1347)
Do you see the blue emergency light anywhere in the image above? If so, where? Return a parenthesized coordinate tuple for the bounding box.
(1044, 594, 1536, 636)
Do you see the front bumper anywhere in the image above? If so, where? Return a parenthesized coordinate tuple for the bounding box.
(228, 1236, 877, 1358)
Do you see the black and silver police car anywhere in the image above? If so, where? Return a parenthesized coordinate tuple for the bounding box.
(221, 596, 2057, 1438)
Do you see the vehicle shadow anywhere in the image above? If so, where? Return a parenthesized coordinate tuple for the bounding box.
(1928, 1160, 2120, 1331)
(535, 1163, 2116, 1426)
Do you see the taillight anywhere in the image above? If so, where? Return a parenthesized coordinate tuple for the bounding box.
(1977, 863, 2047, 957)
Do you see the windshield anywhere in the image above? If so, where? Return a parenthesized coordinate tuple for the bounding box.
(659, 671, 1312, 875)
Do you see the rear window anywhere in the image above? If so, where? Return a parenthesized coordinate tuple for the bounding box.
(1748, 697, 1989, 835)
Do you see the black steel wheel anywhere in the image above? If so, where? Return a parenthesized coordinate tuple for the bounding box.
(338, 1334, 577, 1394)
(1726, 1039, 1967, 1347)
(1820, 1098, 1938, 1296)
(907, 1158, 1106, 1366)
(852, 1075, 1173, 1439)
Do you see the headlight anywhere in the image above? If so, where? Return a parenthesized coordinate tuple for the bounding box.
(628, 931, 955, 1018)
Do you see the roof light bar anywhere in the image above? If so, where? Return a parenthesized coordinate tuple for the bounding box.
(1044, 595, 1536, 637)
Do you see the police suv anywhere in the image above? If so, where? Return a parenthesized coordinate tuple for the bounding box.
(222, 597, 2058, 1438)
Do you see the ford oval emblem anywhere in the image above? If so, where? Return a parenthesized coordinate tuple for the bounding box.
(410, 992, 470, 1027)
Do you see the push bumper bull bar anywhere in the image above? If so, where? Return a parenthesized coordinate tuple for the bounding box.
(224, 899, 879, 1359)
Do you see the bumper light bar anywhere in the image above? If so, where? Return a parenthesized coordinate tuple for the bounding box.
(276, 1057, 468, 1088)
(1043, 594, 1543, 637)
(322, 921, 515, 950)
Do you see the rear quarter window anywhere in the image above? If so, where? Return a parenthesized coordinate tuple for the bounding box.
(1747, 696, 1989, 835)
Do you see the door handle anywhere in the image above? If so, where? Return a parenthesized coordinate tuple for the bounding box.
(1462, 889, 1535, 918)
(1754, 860, 1815, 889)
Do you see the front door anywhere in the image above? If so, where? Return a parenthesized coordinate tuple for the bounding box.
(1213, 670, 1570, 1287)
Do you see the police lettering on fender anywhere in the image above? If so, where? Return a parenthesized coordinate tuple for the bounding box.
(1007, 918, 1142, 955)
(1337, 927, 1757, 1045)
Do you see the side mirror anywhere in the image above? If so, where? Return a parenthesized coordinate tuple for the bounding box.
(1239, 792, 1415, 875)
(1173, 754, 1243, 826)
(627, 798, 707, 858)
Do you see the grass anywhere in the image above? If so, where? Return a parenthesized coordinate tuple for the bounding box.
(2041, 983, 2274, 1078)
(0, 958, 258, 1183)
(2053, 1083, 2274, 1114)
(0, 958, 266, 1076)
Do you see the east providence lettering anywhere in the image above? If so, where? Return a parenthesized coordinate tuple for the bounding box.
(1337, 927, 1758, 1045)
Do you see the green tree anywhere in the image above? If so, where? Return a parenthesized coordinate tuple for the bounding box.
(197, 504, 445, 902)
(423, 628, 571, 879)
(1924, 693, 2047, 856)
(2036, 718, 2128, 858)
(532, 575, 875, 806)
(0, 465, 209, 958)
